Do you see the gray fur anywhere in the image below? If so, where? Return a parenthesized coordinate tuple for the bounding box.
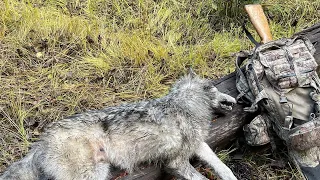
(0, 72, 237, 180)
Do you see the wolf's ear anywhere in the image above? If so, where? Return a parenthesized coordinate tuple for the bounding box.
(187, 67, 197, 78)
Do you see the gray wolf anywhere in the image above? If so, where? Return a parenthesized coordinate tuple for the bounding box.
(0, 70, 237, 180)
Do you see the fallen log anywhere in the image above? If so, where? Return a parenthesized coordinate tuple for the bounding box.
(113, 22, 320, 180)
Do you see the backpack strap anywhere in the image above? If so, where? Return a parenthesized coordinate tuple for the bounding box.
(242, 24, 261, 47)
(235, 51, 255, 104)
(310, 91, 320, 119)
(279, 94, 294, 129)
(243, 89, 268, 112)
(311, 75, 320, 93)
(263, 114, 278, 151)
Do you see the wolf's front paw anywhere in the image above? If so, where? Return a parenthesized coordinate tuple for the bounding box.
(219, 169, 237, 180)
(222, 174, 237, 180)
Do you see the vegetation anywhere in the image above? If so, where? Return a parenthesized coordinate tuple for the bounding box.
(0, 0, 319, 179)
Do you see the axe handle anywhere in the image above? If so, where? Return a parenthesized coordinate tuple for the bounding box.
(245, 4, 272, 44)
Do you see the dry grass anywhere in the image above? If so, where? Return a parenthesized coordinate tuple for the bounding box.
(0, 0, 320, 179)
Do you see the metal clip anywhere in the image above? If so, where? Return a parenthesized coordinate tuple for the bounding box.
(310, 113, 316, 120)
(279, 95, 288, 104)
(284, 116, 293, 129)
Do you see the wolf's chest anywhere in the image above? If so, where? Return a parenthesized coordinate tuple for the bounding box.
(173, 118, 209, 144)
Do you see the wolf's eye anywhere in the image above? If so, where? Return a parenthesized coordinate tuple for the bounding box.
(203, 85, 211, 91)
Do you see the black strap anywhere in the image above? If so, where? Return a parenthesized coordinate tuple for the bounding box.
(236, 52, 248, 71)
(242, 24, 261, 47)
(262, 115, 277, 152)
(293, 118, 307, 126)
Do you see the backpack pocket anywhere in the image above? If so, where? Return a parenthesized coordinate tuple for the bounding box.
(243, 115, 270, 146)
(258, 37, 318, 90)
(259, 48, 295, 89)
(288, 119, 320, 151)
(293, 56, 318, 87)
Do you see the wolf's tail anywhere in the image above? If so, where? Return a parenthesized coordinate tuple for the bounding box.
(0, 150, 39, 180)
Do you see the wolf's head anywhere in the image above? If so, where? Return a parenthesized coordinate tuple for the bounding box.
(170, 69, 236, 113)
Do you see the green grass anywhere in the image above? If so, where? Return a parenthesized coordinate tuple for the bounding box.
(0, 0, 320, 178)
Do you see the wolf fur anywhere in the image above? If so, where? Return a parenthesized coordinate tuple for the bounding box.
(0, 71, 237, 180)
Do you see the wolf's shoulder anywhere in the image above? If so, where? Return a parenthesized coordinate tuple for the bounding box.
(101, 99, 173, 124)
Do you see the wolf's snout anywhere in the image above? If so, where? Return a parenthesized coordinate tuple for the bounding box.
(220, 101, 234, 107)
(218, 93, 236, 111)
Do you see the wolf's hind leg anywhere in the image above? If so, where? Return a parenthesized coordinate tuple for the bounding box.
(40, 136, 110, 180)
(195, 142, 237, 180)
(166, 157, 208, 180)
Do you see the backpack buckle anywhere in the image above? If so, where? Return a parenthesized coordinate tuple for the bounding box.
(284, 116, 293, 129)
(280, 95, 288, 103)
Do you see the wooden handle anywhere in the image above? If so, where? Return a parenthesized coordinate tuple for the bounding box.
(245, 4, 272, 44)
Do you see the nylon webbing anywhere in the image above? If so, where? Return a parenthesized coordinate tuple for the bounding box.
(242, 24, 261, 47)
